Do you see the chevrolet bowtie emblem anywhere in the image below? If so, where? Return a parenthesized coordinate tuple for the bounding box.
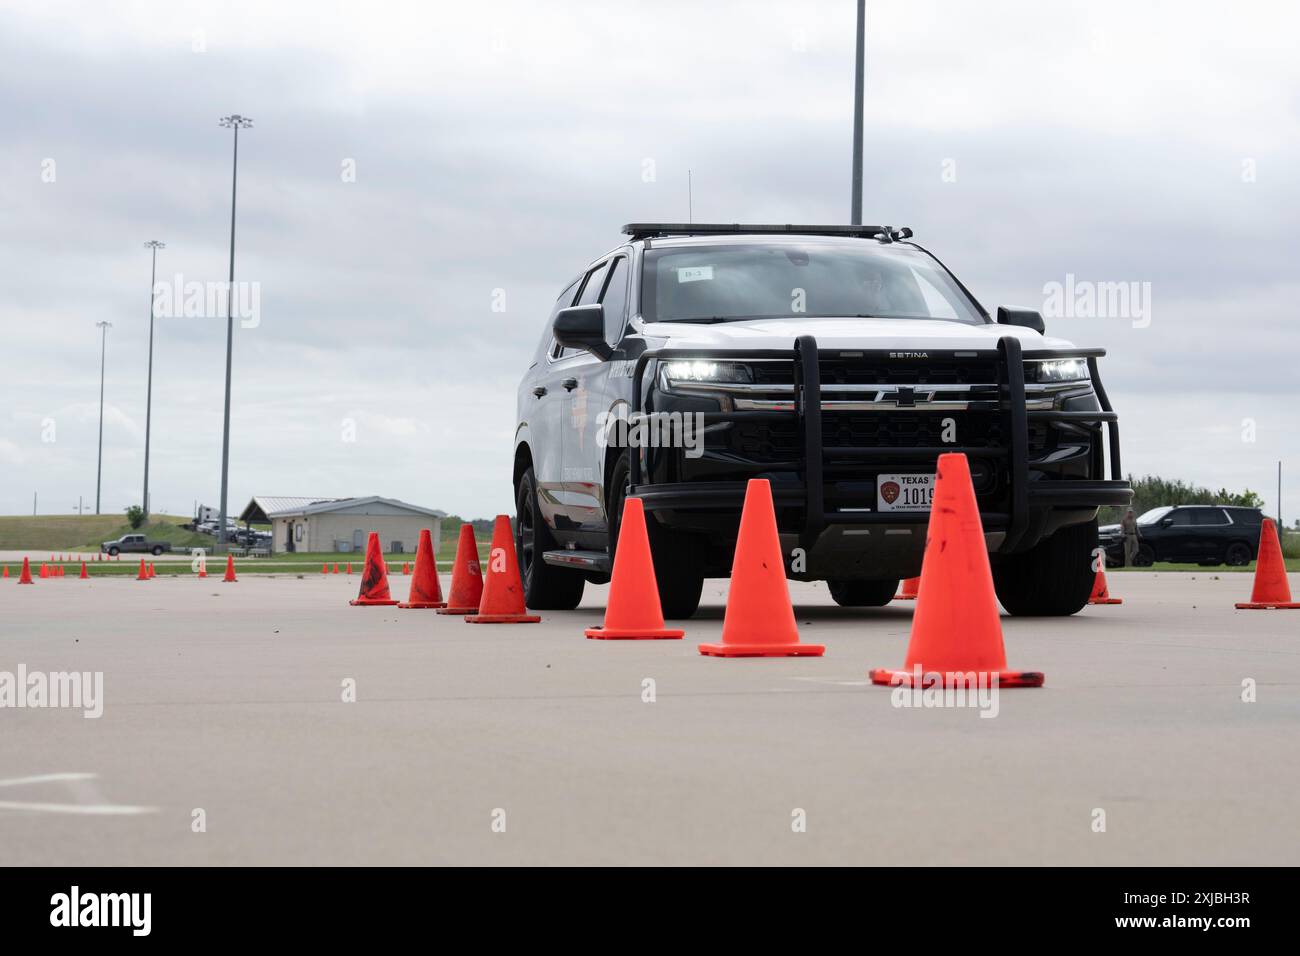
(894, 387, 916, 407)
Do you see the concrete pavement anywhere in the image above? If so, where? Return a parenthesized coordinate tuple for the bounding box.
(1, 571, 1297, 865)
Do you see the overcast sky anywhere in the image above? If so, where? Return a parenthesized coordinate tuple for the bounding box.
(1, 0, 1297, 522)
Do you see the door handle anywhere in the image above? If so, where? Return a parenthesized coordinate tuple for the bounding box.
(562, 378, 579, 391)
(532, 386, 547, 398)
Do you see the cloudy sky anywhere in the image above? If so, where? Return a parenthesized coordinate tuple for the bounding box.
(1, 0, 1297, 522)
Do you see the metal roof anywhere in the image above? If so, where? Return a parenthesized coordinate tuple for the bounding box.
(240, 495, 445, 522)
(296, 496, 446, 518)
(240, 496, 344, 521)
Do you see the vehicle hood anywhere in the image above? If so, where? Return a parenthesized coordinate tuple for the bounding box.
(1098, 524, 1121, 536)
(640, 316, 1077, 353)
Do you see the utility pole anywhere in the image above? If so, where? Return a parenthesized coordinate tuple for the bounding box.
(141, 240, 165, 519)
(850, 0, 865, 225)
(95, 320, 112, 514)
(217, 115, 253, 552)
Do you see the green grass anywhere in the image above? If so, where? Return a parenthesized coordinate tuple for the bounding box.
(0, 513, 197, 549)
(2, 538, 492, 578)
(1111, 559, 1300, 573)
(2, 551, 479, 578)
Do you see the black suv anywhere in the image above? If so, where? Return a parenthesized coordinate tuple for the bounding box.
(514, 223, 1132, 618)
(1101, 505, 1264, 567)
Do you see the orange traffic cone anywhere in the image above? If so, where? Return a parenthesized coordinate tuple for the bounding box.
(401, 562, 410, 575)
(586, 498, 683, 640)
(197, 556, 208, 578)
(436, 524, 484, 614)
(398, 528, 446, 609)
(465, 515, 539, 623)
(699, 479, 823, 657)
(349, 532, 397, 606)
(321, 563, 329, 574)
(895, 576, 920, 600)
(870, 453, 1042, 688)
(1088, 565, 1121, 605)
(1236, 518, 1299, 609)
(79, 561, 88, 580)
(137, 558, 149, 581)
(333, 562, 339, 574)
(346, 562, 353, 575)
(2, 566, 8, 579)
(223, 554, 237, 583)
(18, 557, 33, 584)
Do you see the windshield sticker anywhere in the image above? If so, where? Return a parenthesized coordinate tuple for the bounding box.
(677, 266, 714, 283)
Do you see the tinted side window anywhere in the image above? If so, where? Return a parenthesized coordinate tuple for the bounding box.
(1167, 510, 1194, 526)
(537, 278, 581, 364)
(1192, 509, 1229, 526)
(577, 262, 609, 306)
(600, 257, 629, 345)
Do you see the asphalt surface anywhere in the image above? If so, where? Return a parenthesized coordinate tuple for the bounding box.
(1, 571, 1297, 865)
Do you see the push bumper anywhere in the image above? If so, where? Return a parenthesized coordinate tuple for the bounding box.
(628, 336, 1133, 555)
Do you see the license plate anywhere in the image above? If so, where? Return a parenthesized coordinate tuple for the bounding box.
(876, 473, 935, 512)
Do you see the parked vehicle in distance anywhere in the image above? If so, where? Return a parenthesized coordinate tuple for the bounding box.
(197, 519, 239, 536)
(514, 222, 1132, 618)
(101, 533, 173, 556)
(232, 528, 271, 548)
(1100, 505, 1264, 567)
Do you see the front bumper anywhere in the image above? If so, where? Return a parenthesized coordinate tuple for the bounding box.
(628, 336, 1132, 557)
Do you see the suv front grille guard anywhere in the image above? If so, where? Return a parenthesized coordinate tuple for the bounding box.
(628, 336, 1129, 554)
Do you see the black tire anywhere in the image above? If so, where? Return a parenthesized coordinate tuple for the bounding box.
(1224, 541, 1253, 567)
(607, 455, 703, 619)
(1132, 543, 1155, 567)
(827, 579, 899, 607)
(515, 467, 584, 610)
(151, 546, 164, 556)
(107, 547, 119, 557)
(993, 519, 1097, 616)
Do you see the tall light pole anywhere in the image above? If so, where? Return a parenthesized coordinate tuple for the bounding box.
(142, 240, 165, 519)
(849, 0, 865, 225)
(217, 114, 252, 550)
(95, 320, 112, 514)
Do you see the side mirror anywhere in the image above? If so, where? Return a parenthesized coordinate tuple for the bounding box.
(554, 304, 611, 359)
(996, 306, 1045, 335)
(1159, 516, 1174, 528)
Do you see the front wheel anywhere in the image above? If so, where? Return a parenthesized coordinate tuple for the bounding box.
(827, 579, 899, 607)
(151, 546, 164, 556)
(107, 547, 119, 557)
(607, 455, 703, 619)
(992, 519, 1097, 616)
(1224, 541, 1253, 566)
(516, 467, 584, 610)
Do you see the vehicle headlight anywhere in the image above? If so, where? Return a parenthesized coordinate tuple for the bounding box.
(1026, 358, 1090, 383)
(660, 360, 753, 389)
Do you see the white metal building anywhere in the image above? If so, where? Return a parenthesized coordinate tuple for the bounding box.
(239, 496, 445, 555)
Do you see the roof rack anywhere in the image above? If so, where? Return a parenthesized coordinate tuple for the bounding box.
(621, 222, 913, 242)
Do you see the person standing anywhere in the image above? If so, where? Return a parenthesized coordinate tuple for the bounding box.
(1121, 507, 1139, 566)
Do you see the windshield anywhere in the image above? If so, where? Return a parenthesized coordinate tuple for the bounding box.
(641, 243, 984, 324)
(1137, 506, 1173, 525)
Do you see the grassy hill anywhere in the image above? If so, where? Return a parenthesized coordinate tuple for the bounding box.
(0, 514, 202, 550)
